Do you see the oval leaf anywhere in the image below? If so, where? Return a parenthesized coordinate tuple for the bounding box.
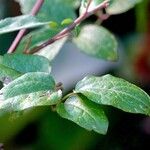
(0, 15, 49, 35)
(1, 72, 55, 99)
(57, 94, 108, 134)
(61, 18, 73, 26)
(0, 54, 51, 73)
(49, 21, 58, 28)
(0, 90, 62, 111)
(73, 25, 118, 61)
(75, 74, 150, 115)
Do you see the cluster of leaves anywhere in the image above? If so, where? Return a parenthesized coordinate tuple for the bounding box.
(0, 0, 149, 135)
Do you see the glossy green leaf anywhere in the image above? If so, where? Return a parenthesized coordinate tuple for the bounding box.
(0, 54, 51, 73)
(57, 94, 108, 134)
(0, 15, 49, 34)
(16, 27, 67, 61)
(75, 74, 150, 115)
(15, 0, 76, 22)
(73, 25, 118, 61)
(1, 72, 55, 99)
(0, 90, 62, 111)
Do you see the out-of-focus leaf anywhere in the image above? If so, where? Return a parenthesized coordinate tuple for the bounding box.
(57, 94, 108, 134)
(107, 0, 142, 14)
(61, 18, 73, 26)
(0, 54, 51, 73)
(49, 21, 59, 28)
(0, 108, 45, 142)
(15, 0, 76, 22)
(80, 0, 142, 15)
(73, 25, 118, 61)
(36, 37, 68, 61)
(75, 74, 150, 115)
(0, 15, 49, 34)
(16, 27, 67, 61)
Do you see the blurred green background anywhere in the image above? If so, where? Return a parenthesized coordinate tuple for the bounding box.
(0, 0, 150, 149)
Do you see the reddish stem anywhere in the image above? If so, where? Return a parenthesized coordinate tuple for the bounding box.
(7, 0, 44, 53)
(26, 0, 109, 54)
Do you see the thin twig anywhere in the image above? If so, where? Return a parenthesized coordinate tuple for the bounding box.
(7, 0, 44, 53)
(85, 0, 93, 13)
(26, 0, 109, 54)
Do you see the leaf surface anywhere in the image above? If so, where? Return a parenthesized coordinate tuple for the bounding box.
(15, 0, 76, 22)
(57, 94, 108, 134)
(0, 64, 22, 82)
(80, 0, 142, 15)
(0, 54, 51, 73)
(0, 15, 49, 34)
(73, 25, 118, 61)
(16, 27, 67, 61)
(75, 74, 150, 115)
(0, 90, 62, 111)
(1, 72, 55, 99)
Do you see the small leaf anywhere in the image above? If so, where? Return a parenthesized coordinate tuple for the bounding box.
(49, 21, 58, 28)
(73, 25, 118, 61)
(0, 54, 51, 73)
(0, 90, 62, 111)
(0, 15, 49, 35)
(61, 18, 73, 26)
(1, 72, 55, 99)
(72, 25, 81, 37)
(75, 74, 150, 115)
(57, 94, 108, 134)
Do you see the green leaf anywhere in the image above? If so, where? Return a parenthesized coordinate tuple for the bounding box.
(75, 74, 150, 115)
(1, 72, 55, 99)
(73, 25, 118, 61)
(107, 0, 142, 15)
(0, 64, 22, 82)
(49, 21, 59, 29)
(16, 27, 59, 53)
(0, 54, 51, 73)
(57, 94, 108, 134)
(15, 0, 76, 22)
(36, 36, 68, 61)
(0, 15, 49, 35)
(16, 27, 67, 61)
(80, 0, 142, 15)
(61, 18, 73, 26)
(0, 90, 62, 111)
